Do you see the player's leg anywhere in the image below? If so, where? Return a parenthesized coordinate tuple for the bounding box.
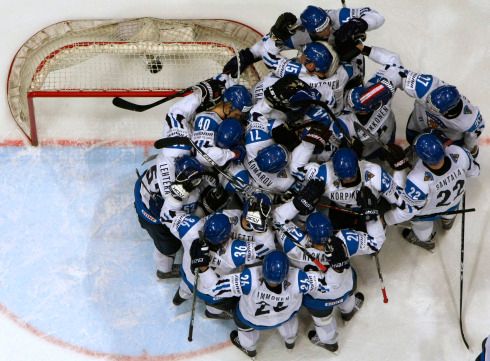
(402, 220, 436, 250)
(173, 277, 193, 306)
(339, 292, 365, 321)
(204, 297, 238, 320)
(307, 307, 339, 352)
(137, 217, 181, 278)
(277, 315, 299, 350)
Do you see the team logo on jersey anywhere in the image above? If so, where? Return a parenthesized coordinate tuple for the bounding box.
(464, 105, 472, 114)
(426, 112, 447, 129)
(365, 171, 375, 182)
(333, 179, 341, 188)
(284, 280, 291, 290)
(449, 153, 460, 162)
(277, 169, 288, 178)
(230, 216, 239, 225)
(424, 171, 433, 181)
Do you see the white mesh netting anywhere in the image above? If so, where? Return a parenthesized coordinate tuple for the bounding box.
(7, 18, 268, 144)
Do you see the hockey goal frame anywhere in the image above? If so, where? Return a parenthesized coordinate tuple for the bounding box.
(7, 18, 267, 146)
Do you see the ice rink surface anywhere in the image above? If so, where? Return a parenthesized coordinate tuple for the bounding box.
(0, 1, 489, 360)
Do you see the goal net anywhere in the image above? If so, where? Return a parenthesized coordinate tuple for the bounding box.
(7, 18, 268, 145)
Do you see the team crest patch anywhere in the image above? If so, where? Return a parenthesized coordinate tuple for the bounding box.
(464, 105, 472, 114)
(277, 169, 288, 178)
(230, 216, 239, 225)
(449, 153, 460, 162)
(365, 171, 376, 182)
(284, 280, 291, 290)
(424, 171, 433, 181)
(334, 179, 341, 188)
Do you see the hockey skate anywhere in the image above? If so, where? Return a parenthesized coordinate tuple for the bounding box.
(284, 340, 295, 350)
(230, 330, 257, 358)
(402, 228, 435, 251)
(205, 309, 232, 320)
(156, 264, 181, 279)
(308, 330, 339, 352)
(441, 217, 456, 230)
(341, 292, 365, 321)
(172, 288, 189, 306)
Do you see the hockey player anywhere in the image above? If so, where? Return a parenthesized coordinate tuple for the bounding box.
(192, 85, 252, 167)
(134, 154, 206, 279)
(383, 133, 480, 250)
(159, 77, 228, 159)
(381, 66, 485, 158)
(222, 5, 384, 79)
(193, 249, 331, 357)
(171, 209, 275, 319)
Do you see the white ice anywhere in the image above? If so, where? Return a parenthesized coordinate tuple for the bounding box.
(0, 1, 489, 361)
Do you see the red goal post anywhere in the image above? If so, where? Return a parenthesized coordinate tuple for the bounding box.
(7, 18, 268, 145)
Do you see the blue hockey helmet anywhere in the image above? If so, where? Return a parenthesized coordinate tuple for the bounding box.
(300, 5, 331, 34)
(306, 212, 333, 245)
(427, 85, 461, 116)
(414, 133, 445, 166)
(203, 213, 232, 245)
(255, 144, 288, 173)
(223, 85, 253, 113)
(302, 42, 333, 73)
(216, 118, 243, 149)
(332, 148, 359, 180)
(243, 193, 272, 232)
(262, 250, 289, 285)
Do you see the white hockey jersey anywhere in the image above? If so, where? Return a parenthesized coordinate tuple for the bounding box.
(384, 145, 480, 225)
(191, 111, 237, 167)
(402, 72, 484, 150)
(199, 265, 328, 328)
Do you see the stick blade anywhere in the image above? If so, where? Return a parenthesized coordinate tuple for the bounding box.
(154, 136, 191, 149)
(112, 97, 147, 112)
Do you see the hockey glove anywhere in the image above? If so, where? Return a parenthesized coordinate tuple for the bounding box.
(190, 238, 210, 273)
(356, 186, 379, 222)
(169, 167, 203, 201)
(264, 76, 313, 112)
(194, 78, 226, 110)
(201, 185, 230, 215)
(222, 48, 257, 78)
(303, 122, 332, 152)
(292, 178, 325, 215)
(334, 18, 368, 44)
(271, 124, 301, 152)
(270, 12, 298, 41)
(231, 144, 246, 163)
(381, 143, 410, 171)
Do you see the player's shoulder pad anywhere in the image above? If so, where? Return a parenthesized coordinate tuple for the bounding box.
(239, 267, 253, 295)
(404, 177, 427, 202)
(231, 239, 248, 267)
(296, 268, 312, 293)
(337, 229, 360, 255)
(174, 214, 201, 238)
(338, 7, 353, 25)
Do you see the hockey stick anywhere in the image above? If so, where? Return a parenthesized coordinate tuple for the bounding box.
(318, 202, 362, 216)
(415, 207, 475, 220)
(373, 254, 388, 303)
(154, 136, 272, 198)
(188, 269, 199, 342)
(276, 224, 328, 272)
(113, 88, 191, 112)
(459, 194, 470, 349)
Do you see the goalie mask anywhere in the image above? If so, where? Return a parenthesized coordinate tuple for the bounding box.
(243, 193, 272, 232)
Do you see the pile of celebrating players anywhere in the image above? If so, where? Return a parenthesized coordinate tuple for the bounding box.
(133, 4, 484, 357)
